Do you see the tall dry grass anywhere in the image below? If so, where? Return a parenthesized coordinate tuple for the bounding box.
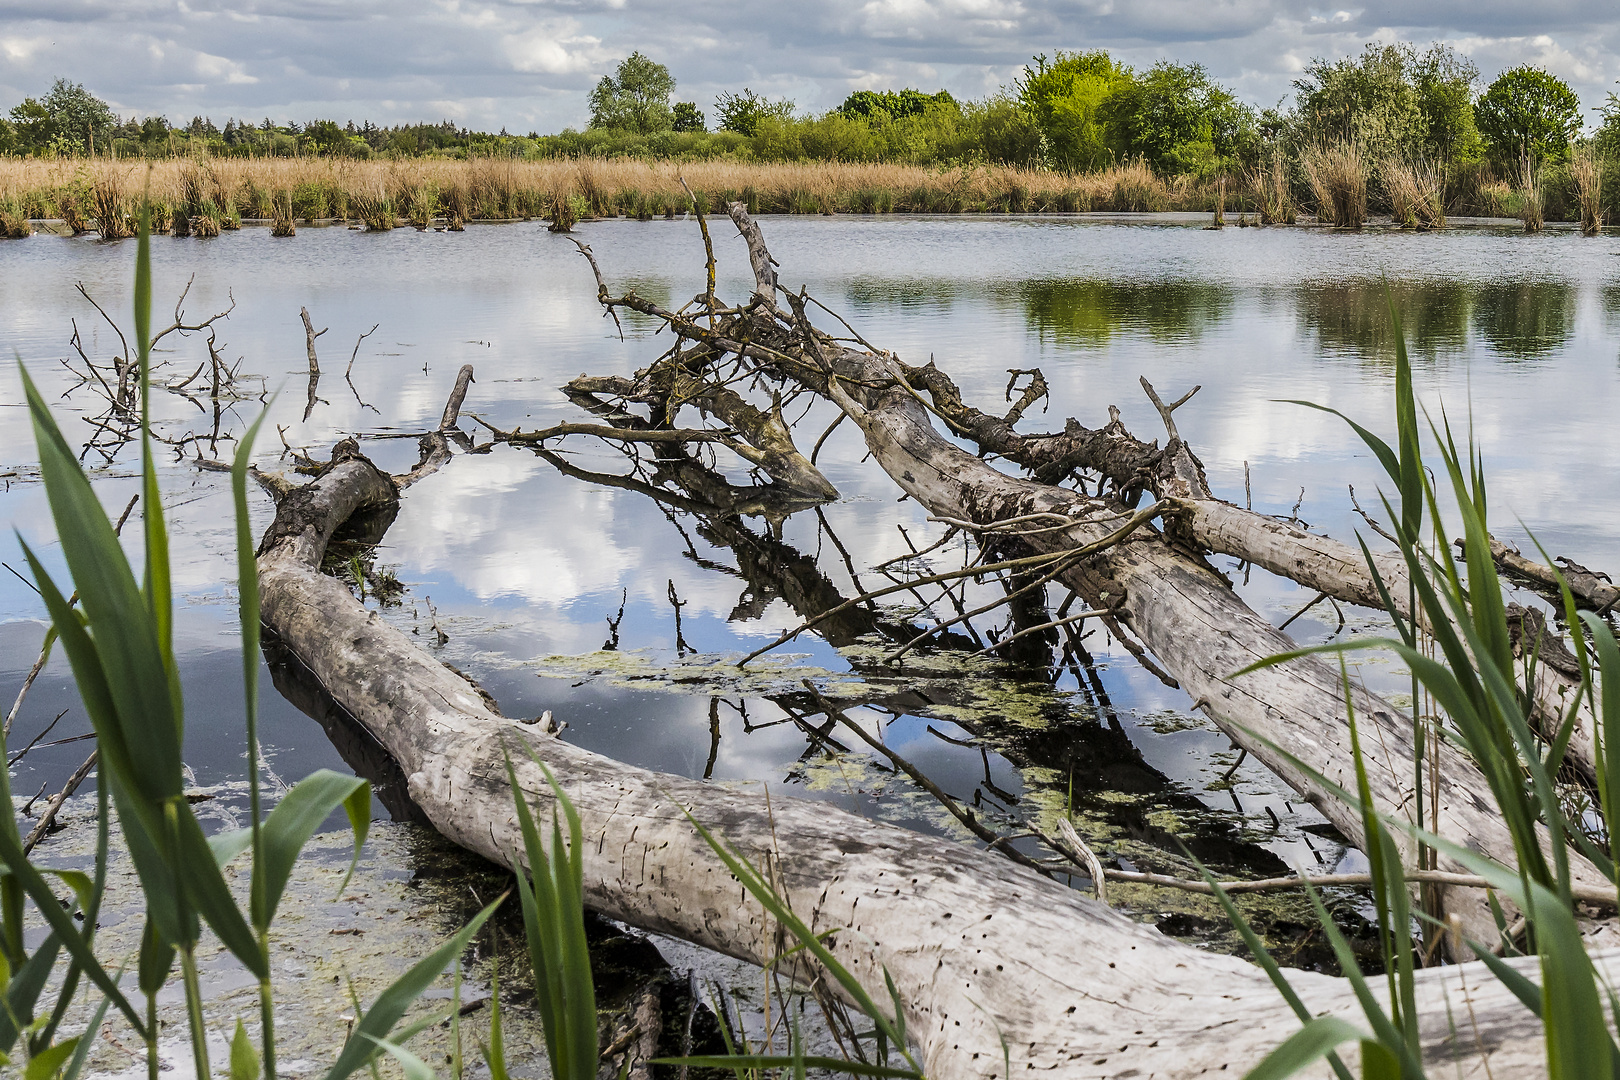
(1572, 146, 1604, 236)
(1300, 142, 1367, 228)
(1381, 157, 1445, 230)
(1250, 154, 1295, 224)
(1519, 157, 1544, 234)
(0, 156, 1199, 229)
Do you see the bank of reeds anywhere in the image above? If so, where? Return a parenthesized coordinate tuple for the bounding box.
(1381, 157, 1445, 230)
(0, 201, 30, 237)
(0, 157, 1203, 230)
(1518, 158, 1544, 233)
(90, 179, 134, 239)
(1572, 146, 1604, 235)
(1300, 142, 1367, 228)
(1251, 153, 1295, 224)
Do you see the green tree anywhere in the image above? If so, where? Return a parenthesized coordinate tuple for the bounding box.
(1596, 85, 1620, 157)
(1016, 50, 1133, 170)
(1476, 65, 1581, 162)
(588, 52, 676, 134)
(838, 89, 957, 121)
(1102, 60, 1250, 175)
(671, 102, 705, 132)
(9, 79, 118, 154)
(1293, 43, 1426, 161)
(1411, 44, 1481, 161)
(714, 88, 794, 136)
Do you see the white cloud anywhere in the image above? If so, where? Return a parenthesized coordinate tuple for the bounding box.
(1, 0, 1618, 131)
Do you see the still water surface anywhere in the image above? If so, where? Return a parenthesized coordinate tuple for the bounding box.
(3, 214, 1618, 897)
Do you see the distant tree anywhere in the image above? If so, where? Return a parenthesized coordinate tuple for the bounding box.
(305, 119, 351, 154)
(6, 78, 115, 154)
(672, 101, 706, 132)
(838, 89, 958, 121)
(1476, 65, 1581, 162)
(1016, 50, 1133, 171)
(1293, 43, 1427, 161)
(1411, 44, 1481, 161)
(1597, 85, 1620, 158)
(714, 89, 795, 136)
(1102, 60, 1249, 175)
(588, 52, 676, 134)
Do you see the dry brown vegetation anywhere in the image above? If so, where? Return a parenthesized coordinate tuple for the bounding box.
(1300, 141, 1368, 228)
(1572, 145, 1604, 236)
(1381, 157, 1445, 230)
(0, 156, 1223, 228)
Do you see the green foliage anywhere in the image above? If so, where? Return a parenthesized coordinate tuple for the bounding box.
(1103, 61, 1252, 176)
(503, 746, 597, 1080)
(1017, 50, 1133, 170)
(588, 52, 676, 135)
(715, 88, 796, 137)
(672, 102, 706, 133)
(1294, 43, 1479, 164)
(838, 89, 958, 122)
(6, 79, 116, 155)
(1477, 65, 1582, 163)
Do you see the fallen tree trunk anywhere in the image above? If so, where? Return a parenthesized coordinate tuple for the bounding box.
(701, 206, 1612, 948)
(257, 426, 1604, 1080)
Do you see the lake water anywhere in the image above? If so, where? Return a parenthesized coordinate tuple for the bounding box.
(4, 213, 1618, 921)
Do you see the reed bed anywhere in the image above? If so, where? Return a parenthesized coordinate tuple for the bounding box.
(1250, 154, 1295, 224)
(0, 156, 1211, 229)
(1519, 158, 1544, 233)
(1572, 145, 1604, 235)
(1300, 141, 1367, 228)
(1381, 157, 1445, 230)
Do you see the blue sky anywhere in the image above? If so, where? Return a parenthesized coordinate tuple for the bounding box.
(1, 0, 1616, 134)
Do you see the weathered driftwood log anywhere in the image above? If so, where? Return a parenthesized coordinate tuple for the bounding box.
(615, 205, 1602, 950)
(256, 427, 1601, 1080)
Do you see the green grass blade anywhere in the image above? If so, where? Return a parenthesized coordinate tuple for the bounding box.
(1239, 1016, 1369, 1080)
(168, 803, 267, 977)
(361, 1035, 436, 1080)
(321, 897, 502, 1080)
(22, 1034, 78, 1080)
(231, 1018, 261, 1080)
(0, 935, 61, 1054)
(1465, 940, 1543, 1016)
(59, 990, 114, 1080)
(250, 770, 369, 929)
(19, 367, 182, 801)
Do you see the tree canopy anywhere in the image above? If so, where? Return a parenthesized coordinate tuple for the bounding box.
(1293, 43, 1480, 163)
(1475, 65, 1581, 162)
(714, 89, 795, 137)
(6, 78, 116, 155)
(588, 52, 676, 135)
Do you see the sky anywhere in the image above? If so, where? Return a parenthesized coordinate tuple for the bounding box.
(0, 1, 1617, 135)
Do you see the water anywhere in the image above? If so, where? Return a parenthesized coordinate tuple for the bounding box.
(4, 214, 1618, 914)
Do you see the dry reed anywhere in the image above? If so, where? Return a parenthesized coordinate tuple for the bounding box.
(1381, 157, 1445, 230)
(1251, 154, 1295, 224)
(1519, 158, 1544, 234)
(91, 179, 135, 240)
(1572, 146, 1604, 236)
(1301, 142, 1367, 228)
(56, 190, 88, 235)
(0, 157, 1205, 230)
(270, 190, 296, 237)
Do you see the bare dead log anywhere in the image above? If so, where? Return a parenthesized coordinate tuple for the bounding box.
(709, 205, 1614, 947)
(1468, 535, 1620, 615)
(256, 431, 1601, 1080)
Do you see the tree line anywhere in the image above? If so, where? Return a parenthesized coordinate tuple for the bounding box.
(7, 43, 1620, 177)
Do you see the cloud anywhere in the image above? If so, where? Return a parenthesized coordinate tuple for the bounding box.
(0, 0, 1616, 132)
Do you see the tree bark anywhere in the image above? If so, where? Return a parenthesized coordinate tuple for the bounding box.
(256, 435, 1606, 1080)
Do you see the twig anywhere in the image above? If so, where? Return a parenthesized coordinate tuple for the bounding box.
(1348, 484, 1398, 544)
(801, 682, 1053, 878)
(301, 306, 327, 422)
(567, 237, 625, 340)
(346, 323, 380, 378)
(1138, 377, 1200, 445)
(1099, 866, 1618, 908)
(7, 708, 69, 767)
(1278, 591, 1330, 632)
(23, 750, 97, 854)
(1055, 818, 1108, 904)
(965, 609, 1112, 660)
